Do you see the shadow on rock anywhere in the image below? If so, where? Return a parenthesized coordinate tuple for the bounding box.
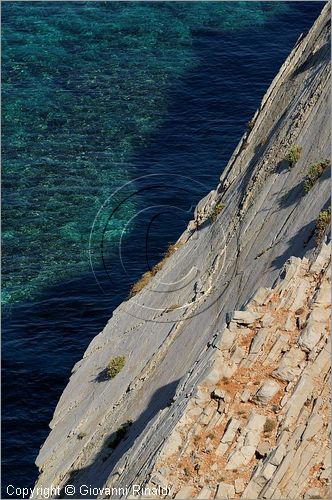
(59, 379, 180, 499)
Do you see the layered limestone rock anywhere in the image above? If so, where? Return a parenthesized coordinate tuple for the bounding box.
(135, 243, 330, 499)
(33, 5, 331, 499)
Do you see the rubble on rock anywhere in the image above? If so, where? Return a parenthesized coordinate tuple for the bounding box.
(142, 244, 331, 499)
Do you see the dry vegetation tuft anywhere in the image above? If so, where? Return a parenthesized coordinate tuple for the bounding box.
(129, 242, 180, 297)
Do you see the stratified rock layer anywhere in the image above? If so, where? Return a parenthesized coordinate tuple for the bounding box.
(136, 243, 330, 499)
(34, 5, 331, 499)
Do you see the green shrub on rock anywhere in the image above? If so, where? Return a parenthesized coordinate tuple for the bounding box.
(210, 202, 225, 222)
(107, 420, 133, 449)
(107, 355, 126, 379)
(315, 208, 331, 244)
(286, 145, 302, 167)
(304, 160, 330, 193)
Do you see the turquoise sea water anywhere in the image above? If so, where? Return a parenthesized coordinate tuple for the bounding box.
(2, 1, 289, 304)
(2, 2, 324, 495)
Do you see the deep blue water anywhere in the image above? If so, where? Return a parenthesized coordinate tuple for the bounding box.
(2, 1, 324, 496)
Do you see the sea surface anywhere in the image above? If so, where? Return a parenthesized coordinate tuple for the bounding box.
(2, 1, 324, 496)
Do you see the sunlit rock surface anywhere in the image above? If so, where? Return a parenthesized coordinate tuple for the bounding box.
(34, 5, 330, 499)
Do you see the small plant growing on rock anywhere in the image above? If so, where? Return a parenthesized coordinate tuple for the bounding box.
(304, 160, 330, 193)
(315, 208, 331, 244)
(264, 418, 276, 434)
(286, 145, 302, 167)
(163, 242, 178, 259)
(210, 202, 225, 222)
(129, 242, 180, 297)
(108, 419, 133, 449)
(77, 432, 87, 440)
(129, 270, 154, 297)
(106, 355, 126, 379)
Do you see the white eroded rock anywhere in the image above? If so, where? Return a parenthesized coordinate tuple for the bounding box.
(228, 310, 262, 326)
(254, 380, 280, 404)
(215, 482, 235, 499)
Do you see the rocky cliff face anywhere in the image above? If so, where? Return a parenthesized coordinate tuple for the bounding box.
(34, 5, 331, 499)
(134, 243, 331, 499)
